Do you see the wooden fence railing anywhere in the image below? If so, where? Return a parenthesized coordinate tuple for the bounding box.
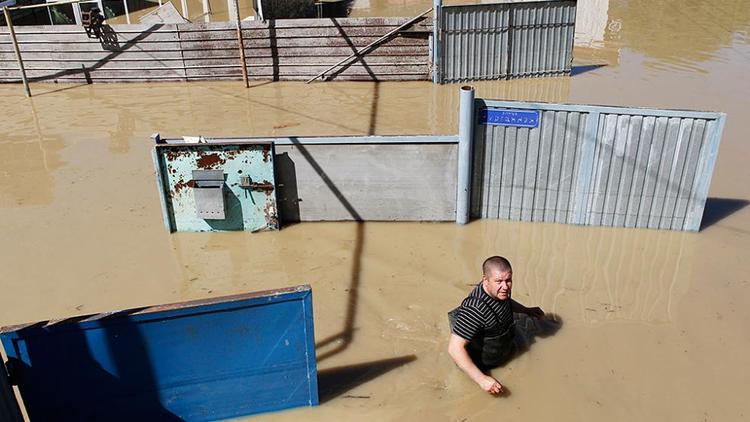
(0, 17, 432, 83)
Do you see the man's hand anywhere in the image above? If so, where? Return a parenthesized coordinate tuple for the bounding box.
(478, 375, 504, 395)
(525, 306, 544, 318)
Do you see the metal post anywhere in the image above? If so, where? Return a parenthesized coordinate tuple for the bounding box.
(227, 0, 237, 21)
(456, 85, 475, 224)
(202, 0, 210, 22)
(432, 0, 441, 84)
(234, 0, 249, 88)
(3, 7, 31, 97)
(72, 2, 82, 24)
(123, 0, 130, 24)
(181, 0, 188, 18)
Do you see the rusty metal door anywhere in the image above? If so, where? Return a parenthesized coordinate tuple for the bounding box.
(153, 139, 279, 232)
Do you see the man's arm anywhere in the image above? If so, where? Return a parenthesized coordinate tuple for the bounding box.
(510, 299, 544, 318)
(448, 333, 504, 395)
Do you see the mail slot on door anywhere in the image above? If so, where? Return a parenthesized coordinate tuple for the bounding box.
(192, 170, 226, 219)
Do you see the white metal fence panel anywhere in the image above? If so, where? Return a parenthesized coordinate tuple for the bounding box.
(471, 99, 726, 231)
(438, 0, 576, 83)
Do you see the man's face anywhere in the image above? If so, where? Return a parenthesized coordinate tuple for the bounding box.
(482, 269, 512, 300)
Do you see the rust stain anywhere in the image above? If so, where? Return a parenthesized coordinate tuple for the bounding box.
(262, 145, 271, 163)
(173, 178, 188, 195)
(264, 201, 279, 228)
(196, 153, 226, 169)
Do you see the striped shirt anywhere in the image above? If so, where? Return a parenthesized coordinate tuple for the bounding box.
(452, 284, 514, 341)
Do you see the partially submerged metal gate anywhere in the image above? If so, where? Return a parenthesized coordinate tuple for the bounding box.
(0, 285, 318, 421)
(152, 136, 279, 232)
(466, 94, 726, 231)
(435, 0, 577, 83)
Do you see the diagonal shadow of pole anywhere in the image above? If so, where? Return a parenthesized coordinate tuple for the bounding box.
(327, 18, 378, 81)
(27, 24, 175, 84)
(288, 137, 363, 362)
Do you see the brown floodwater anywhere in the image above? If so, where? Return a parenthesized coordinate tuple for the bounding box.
(2, 0, 749, 420)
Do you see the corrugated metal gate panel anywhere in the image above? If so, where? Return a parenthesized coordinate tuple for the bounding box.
(471, 99, 725, 231)
(508, 1, 577, 78)
(441, 4, 510, 82)
(472, 109, 588, 223)
(439, 0, 576, 83)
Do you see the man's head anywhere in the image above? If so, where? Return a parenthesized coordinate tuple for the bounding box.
(481, 256, 512, 301)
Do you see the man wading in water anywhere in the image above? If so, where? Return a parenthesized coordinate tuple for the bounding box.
(448, 256, 544, 395)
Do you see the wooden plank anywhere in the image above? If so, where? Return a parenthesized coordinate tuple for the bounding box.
(0, 51, 186, 61)
(177, 17, 432, 31)
(0, 30, 179, 43)
(175, 27, 426, 41)
(0, 42, 183, 52)
(235, 45, 426, 57)
(179, 37, 426, 49)
(186, 64, 428, 76)
(188, 73, 429, 81)
(18, 68, 187, 78)
(1, 59, 185, 70)
(181, 56, 428, 67)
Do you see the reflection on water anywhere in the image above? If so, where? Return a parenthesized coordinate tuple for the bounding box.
(0, 100, 65, 208)
(608, 0, 750, 73)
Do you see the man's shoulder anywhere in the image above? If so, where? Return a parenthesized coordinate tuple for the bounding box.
(460, 295, 492, 313)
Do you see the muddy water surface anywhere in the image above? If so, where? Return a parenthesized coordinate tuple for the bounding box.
(2, 0, 750, 420)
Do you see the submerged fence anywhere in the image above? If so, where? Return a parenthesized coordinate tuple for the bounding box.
(468, 95, 726, 231)
(1, 0, 578, 87)
(151, 89, 724, 233)
(0, 17, 432, 83)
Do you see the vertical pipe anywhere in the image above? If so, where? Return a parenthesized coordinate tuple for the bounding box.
(123, 0, 130, 24)
(181, 0, 188, 18)
(202, 0, 210, 22)
(227, 0, 237, 21)
(3, 7, 30, 98)
(432, 0, 441, 83)
(457, 85, 475, 224)
(72, 2, 82, 25)
(234, 0, 249, 88)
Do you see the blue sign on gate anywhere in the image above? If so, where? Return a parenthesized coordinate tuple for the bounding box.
(479, 108, 540, 128)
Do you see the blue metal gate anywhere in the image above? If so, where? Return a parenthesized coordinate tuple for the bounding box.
(0, 285, 318, 421)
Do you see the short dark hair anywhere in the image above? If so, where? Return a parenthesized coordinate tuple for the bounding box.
(482, 256, 512, 276)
